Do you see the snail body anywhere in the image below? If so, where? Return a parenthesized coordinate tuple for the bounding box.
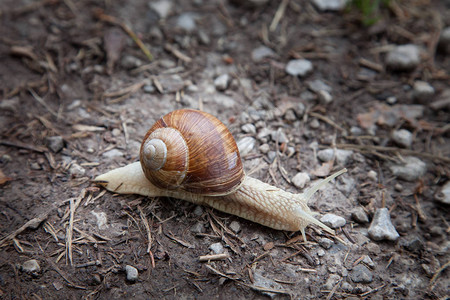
(95, 109, 346, 240)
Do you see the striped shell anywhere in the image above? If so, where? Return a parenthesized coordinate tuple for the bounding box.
(139, 109, 245, 196)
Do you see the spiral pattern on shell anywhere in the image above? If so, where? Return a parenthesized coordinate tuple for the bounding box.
(139, 109, 245, 196)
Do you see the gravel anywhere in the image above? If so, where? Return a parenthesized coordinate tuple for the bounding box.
(125, 265, 138, 282)
(368, 208, 400, 241)
(385, 44, 421, 71)
(308, 79, 332, 93)
(391, 129, 413, 148)
(214, 74, 230, 91)
(317, 148, 353, 165)
(237, 136, 256, 156)
(291, 172, 310, 189)
(285, 59, 313, 77)
(229, 221, 241, 233)
(209, 242, 224, 254)
(413, 81, 435, 101)
(46, 136, 64, 153)
(388, 156, 426, 181)
(251, 46, 275, 62)
(351, 207, 369, 223)
(320, 213, 346, 228)
(350, 264, 373, 283)
(434, 181, 450, 205)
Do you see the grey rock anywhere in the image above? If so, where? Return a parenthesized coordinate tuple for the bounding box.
(69, 163, 85, 177)
(270, 129, 288, 143)
(362, 255, 375, 268)
(102, 149, 124, 158)
(350, 264, 373, 283)
(193, 206, 204, 216)
(190, 222, 205, 233)
(253, 269, 284, 299)
(209, 242, 224, 254)
(389, 156, 426, 181)
(400, 236, 424, 253)
(257, 127, 271, 141)
(237, 136, 256, 156)
(386, 96, 397, 104)
(197, 30, 210, 45)
(310, 118, 320, 129)
(336, 175, 356, 197)
(435, 181, 450, 205)
(241, 123, 256, 134)
(285, 59, 313, 77)
(391, 129, 413, 148)
(284, 109, 297, 121)
(214, 74, 230, 91)
(125, 265, 138, 282)
(318, 237, 333, 249)
(176, 13, 197, 31)
(312, 0, 348, 11)
(341, 281, 353, 293)
(367, 170, 378, 181)
(438, 27, 450, 54)
(120, 55, 143, 69)
(317, 148, 353, 165)
(267, 151, 276, 163)
(368, 208, 400, 241)
(252, 46, 275, 62)
(317, 248, 326, 257)
(149, 0, 172, 19)
(386, 44, 421, 71)
(320, 213, 346, 228)
(143, 84, 155, 93)
(308, 79, 332, 93)
(291, 172, 310, 189)
(323, 274, 341, 290)
(21, 259, 40, 273)
(229, 221, 241, 233)
(351, 207, 369, 223)
(318, 90, 333, 103)
(259, 144, 270, 154)
(46, 136, 64, 153)
(413, 81, 435, 101)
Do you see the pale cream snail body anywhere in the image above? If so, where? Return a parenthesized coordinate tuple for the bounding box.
(94, 109, 346, 241)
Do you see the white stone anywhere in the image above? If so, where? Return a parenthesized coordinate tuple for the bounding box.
(285, 59, 313, 77)
(367, 170, 378, 181)
(308, 79, 332, 93)
(318, 90, 333, 104)
(69, 163, 85, 177)
(21, 259, 40, 273)
(91, 211, 108, 230)
(320, 213, 346, 228)
(389, 156, 426, 181)
(317, 148, 353, 165)
(413, 81, 435, 101)
(176, 13, 197, 31)
(46, 136, 64, 153)
(391, 129, 413, 148)
(214, 74, 230, 91)
(102, 149, 124, 158)
(229, 221, 241, 233)
(251, 46, 275, 62)
(209, 242, 224, 254)
(125, 265, 138, 282)
(241, 123, 256, 134)
(292, 172, 310, 189)
(149, 0, 173, 19)
(312, 0, 348, 11)
(386, 44, 421, 71)
(259, 143, 270, 154)
(368, 208, 400, 241)
(435, 181, 450, 205)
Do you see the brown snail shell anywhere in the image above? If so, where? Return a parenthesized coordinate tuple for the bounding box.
(139, 109, 245, 196)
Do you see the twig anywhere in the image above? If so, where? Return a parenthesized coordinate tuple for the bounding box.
(199, 253, 229, 262)
(164, 44, 192, 63)
(0, 211, 50, 247)
(46, 258, 87, 289)
(429, 260, 450, 290)
(309, 112, 346, 132)
(28, 88, 58, 117)
(66, 198, 75, 266)
(0, 140, 46, 153)
(138, 206, 155, 268)
(96, 12, 153, 61)
(270, 0, 289, 32)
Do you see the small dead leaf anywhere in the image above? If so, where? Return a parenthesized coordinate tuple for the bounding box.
(311, 161, 334, 177)
(0, 169, 12, 185)
(357, 103, 425, 129)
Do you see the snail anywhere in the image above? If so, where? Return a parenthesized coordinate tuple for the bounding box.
(94, 109, 346, 241)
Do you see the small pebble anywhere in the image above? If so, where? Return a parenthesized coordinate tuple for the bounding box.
(214, 74, 230, 91)
(317, 249, 326, 257)
(308, 79, 332, 93)
(270, 129, 289, 144)
(176, 13, 197, 31)
(351, 207, 369, 223)
(30, 162, 41, 170)
(253, 269, 284, 299)
(125, 265, 138, 282)
(251, 46, 275, 62)
(143, 84, 155, 93)
(400, 236, 424, 253)
(385, 44, 421, 71)
(149, 0, 173, 19)
(46, 136, 64, 153)
(190, 222, 205, 233)
(350, 264, 373, 283)
(386, 96, 397, 104)
(102, 149, 124, 158)
(434, 181, 450, 205)
(210, 242, 224, 254)
(368, 208, 400, 241)
(318, 237, 334, 249)
(69, 163, 86, 177)
(318, 90, 333, 104)
(229, 221, 241, 233)
(266, 151, 276, 163)
(391, 129, 413, 148)
(394, 183, 403, 191)
(413, 81, 435, 101)
(310, 118, 320, 129)
(121, 55, 143, 69)
(21, 259, 40, 273)
(237, 136, 256, 156)
(317, 148, 353, 165)
(291, 172, 310, 189)
(193, 206, 204, 216)
(259, 143, 270, 154)
(388, 156, 426, 181)
(362, 255, 375, 268)
(320, 213, 346, 228)
(367, 170, 378, 181)
(285, 59, 313, 77)
(312, 0, 348, 11)
(241, 123, 256, 134)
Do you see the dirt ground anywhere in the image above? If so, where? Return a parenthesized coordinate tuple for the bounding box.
(0, 0, 449, 299)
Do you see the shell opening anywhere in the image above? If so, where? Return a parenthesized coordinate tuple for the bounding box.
(142, 139, 167, 170)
